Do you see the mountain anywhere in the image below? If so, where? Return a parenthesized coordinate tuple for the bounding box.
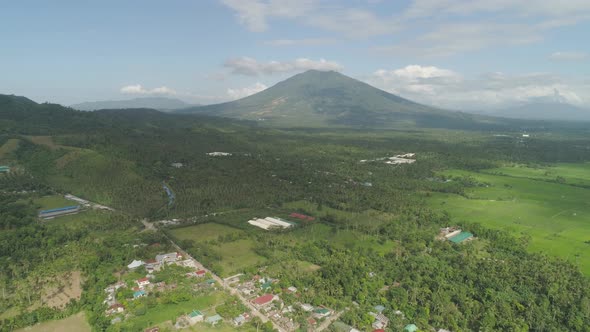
(469, 102, 590, 122)
(177, 70, 508, 129)
(71, 97, 194, 112)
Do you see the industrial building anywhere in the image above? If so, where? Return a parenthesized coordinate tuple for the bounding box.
(247, 217, 295, 230)
(38, 205, 80, 219)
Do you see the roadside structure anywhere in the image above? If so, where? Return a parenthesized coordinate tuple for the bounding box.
(38, 205, 80, 219)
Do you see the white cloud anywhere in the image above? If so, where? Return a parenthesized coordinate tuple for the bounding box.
(224, 57, 342, 76)
(264, 38, 336, 46)
(227, 82, 268, 99)
(402, 0, 590, 19)
(221, 0, 590, 57)
(120, 84, 177, 95)
(220, 0, 316, 32)
(549, 51, 589, 61)
(367, 65, 589, 109)
(375, 21, 542, 57)
(306, 8, 400, 37)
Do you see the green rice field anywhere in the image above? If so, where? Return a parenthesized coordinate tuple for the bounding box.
(427, 163, 590, 275)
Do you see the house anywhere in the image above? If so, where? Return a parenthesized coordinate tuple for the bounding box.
(371, 313, 389, 330)
(171, 162, 184, 168)
(307, 318, 317, 327)
(188, 310, 204, 325)
(313, 308, 331, 318)
(261, 280, 273, 290)
(155, 252, 182, 264)
(252, 294, 277, 308)
(196, 269, 206, 277)
(205, 279, 216, 285)
(136, 277, 150, 287)
(145, 259, 159, 272)
(233, 312, 251, 326)
(105, 303, 125, 315)
(404, 324, 418, 332)
(206, 314, 222, 325)
(233, 315, 246, 326)
(300, 303, 314, 312)
(127, 260, 145, 269)
(144, 327, 160, 332)
(374, 305, 386, 313)
(0, 166, 10, 173)
(133, 290, 146, 299)
(286, 286, 298, 293)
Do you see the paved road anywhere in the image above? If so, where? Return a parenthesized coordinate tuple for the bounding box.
(164, 234, 287, 332)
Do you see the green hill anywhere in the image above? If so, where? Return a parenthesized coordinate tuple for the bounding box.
(70, 97, 194, 112)
(178, 70, 511, 129)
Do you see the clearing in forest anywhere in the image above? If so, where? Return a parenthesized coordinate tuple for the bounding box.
(427, 164, 590, 275)
(40, 271, 83, 309)
(15, 312, 90, 332)
(0, 138, 20, 159)
(168, 223, 244, 242)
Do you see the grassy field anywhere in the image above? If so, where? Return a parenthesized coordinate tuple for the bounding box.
(0, 138, 20, 159)
(169, 223, 267, 277)
(15, 312, 90, 332)
(427, 165, 590, 275)
(125, 292, 223, 331)
(169, 223, 244, 242)
(214, 239, 267, 277)
(483, 163, 590, 187)
(34, 195, 75, 210)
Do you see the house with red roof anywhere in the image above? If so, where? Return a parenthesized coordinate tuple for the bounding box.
(136, 277, 150, 288)
(252, 294, 277, 308)
(105, 303, 125, 315)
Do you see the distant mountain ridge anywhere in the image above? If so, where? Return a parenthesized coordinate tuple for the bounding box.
(468, 102, 590, 122)
(71, 97, 194, 111)
(177, 70, 510, 129)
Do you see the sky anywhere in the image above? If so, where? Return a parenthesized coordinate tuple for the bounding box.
(1, 0, 589, 110)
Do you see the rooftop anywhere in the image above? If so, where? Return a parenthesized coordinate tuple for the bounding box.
(448, 231, 474, 244)
(253, 293, 275, 305)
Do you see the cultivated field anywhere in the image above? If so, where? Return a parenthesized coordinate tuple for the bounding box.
(15, 312, 90, 332)
(427, 164, 590, 275)
(483, 163, 590, 187)
(169, 223, 244, 242)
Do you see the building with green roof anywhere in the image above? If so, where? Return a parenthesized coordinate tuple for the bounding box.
(0, 166, 10, 173)
(404, 323, 418, 332)
(448, 231, 473, 244)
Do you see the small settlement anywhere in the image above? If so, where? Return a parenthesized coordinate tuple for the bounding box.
(105, 250, 224, 327)
(227, 272, 334, 331)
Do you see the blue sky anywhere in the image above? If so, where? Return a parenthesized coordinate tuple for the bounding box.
(1, 0, 589, 109)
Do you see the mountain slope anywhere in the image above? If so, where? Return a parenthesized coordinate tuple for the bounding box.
(178, 70, 503, 129)
(71, 97, 193, 112)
